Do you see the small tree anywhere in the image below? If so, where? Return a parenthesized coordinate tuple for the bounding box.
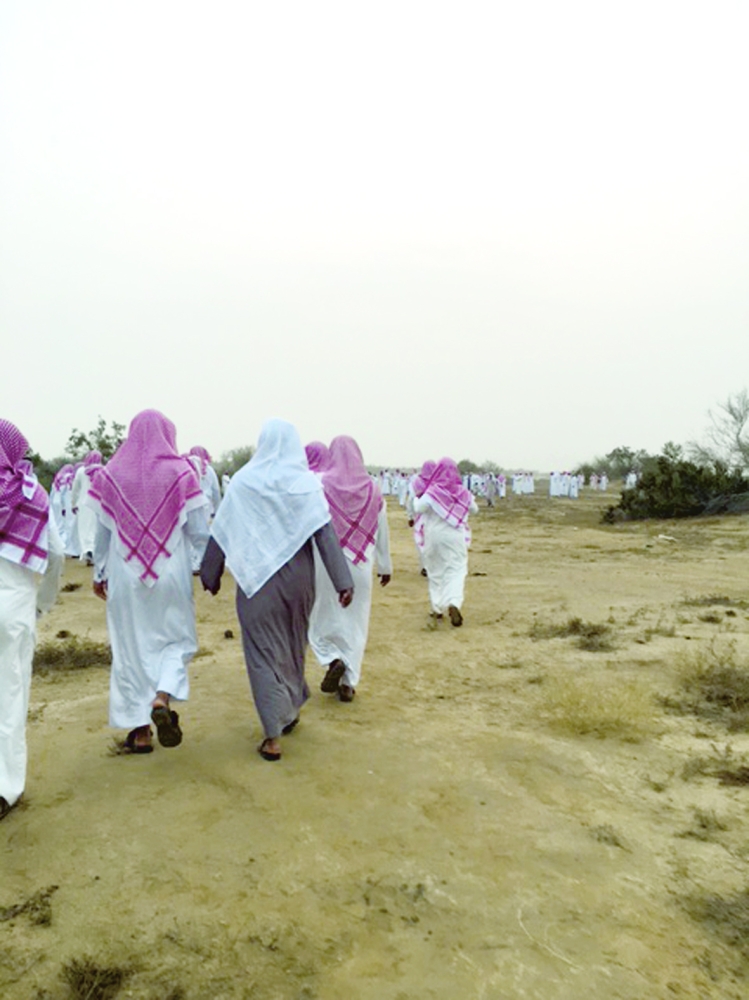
(65, 417, 125, 461)
(689, 389, 749, 471)
(215, 446, 255, 478)
(457, 459, 480, 475)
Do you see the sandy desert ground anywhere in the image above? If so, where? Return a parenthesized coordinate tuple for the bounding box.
(3, 490, 749, 999)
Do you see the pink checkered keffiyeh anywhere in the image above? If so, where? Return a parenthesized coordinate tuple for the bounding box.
(52, 464, 74, 491)
(421, 457, 473, 528)
(188, 445, 212, 476)
(305, 441, 330, 473)
(0, 419, 50, 573)
(413, 460, 436, 498)
(321, 436, 382, 564)
(83, 450, 103, 481)
(88, 410, 203, 585)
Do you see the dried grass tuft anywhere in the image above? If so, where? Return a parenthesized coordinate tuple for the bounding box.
(684, 888, 749, 956)
(662, 640, 749, 732)
(541, 673, 655, 739)
(33, 636, 111, 675)
(529, 616, 615, 652)
(60, 957, 131, 1000)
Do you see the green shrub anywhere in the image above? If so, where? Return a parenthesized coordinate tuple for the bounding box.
(603, 455, 748, 522)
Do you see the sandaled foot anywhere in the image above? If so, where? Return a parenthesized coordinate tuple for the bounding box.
(258, 738, 281, 761)
(151, 705, 182, 747)
(448, 605, 463, 627)
(281, 717, 300, 735)
(123, 727, 154, 754)
(338, 684, 356, 702)
(321, 659, 346, 693)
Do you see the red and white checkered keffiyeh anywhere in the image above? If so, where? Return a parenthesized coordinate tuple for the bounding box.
(87, 410, 204, 586)
(421, 457, 474, 529)
(0, 419, 50, 573)
(321, 436, 382, 564)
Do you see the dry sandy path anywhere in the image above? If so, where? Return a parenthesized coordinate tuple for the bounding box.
(3, 494, 749, 999)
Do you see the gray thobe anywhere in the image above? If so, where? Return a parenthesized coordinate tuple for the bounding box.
(201, 522, 353, 738)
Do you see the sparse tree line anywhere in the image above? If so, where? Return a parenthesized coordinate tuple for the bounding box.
(21, 390, 749, 522)
(26, 416, 254, 493)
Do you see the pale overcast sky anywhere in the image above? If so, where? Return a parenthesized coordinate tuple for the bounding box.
(2, 1, 747, 470)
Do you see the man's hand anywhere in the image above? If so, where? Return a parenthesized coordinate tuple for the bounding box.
(379, 574, 391, 587)
(338, 588, 354, 608)
(93, 580, 107, 601)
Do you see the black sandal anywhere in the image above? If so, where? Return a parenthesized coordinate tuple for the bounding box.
(123, 729, 154, 754)
(150, 705, 183, 747)
(258, 738, 281, 761)
(320, 659, 346, 693)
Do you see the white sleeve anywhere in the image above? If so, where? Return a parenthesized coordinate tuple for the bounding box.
(70, 468, 84, 507)
(207, 466, 222, 513)
(93, 519, 111, 583)
(374, 504, 392, 575)
(412, 495, 429, 514)
(186, 505, 210, 564)
(37, 521, 64, 614)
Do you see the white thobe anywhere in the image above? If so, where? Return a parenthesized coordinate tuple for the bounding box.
(71, 466, 98, 558)
(412, 496, 478, 614)
(94, 508, 209, 729)
(62, 484, 81, 557)
(308, 506, 392, 689)
(0, 525, 64, 807)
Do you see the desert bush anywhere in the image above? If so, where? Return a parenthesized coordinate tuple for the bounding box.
(33, 636, 111, 675)
(541, 673, 655, 739)
(602, 453, 748, 522)
(664, 640, 749, 731)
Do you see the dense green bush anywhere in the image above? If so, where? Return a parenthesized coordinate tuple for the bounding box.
(602, 455, 749, 522)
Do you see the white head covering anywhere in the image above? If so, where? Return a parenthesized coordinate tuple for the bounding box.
(210, 418, 330, 599)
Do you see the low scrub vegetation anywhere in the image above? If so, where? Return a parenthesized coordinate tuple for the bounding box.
(603, 454, 748, 522)
(33, 635, 111, 675)
(529, 616, 615, 652)
(684, 888, 749, 958)
(541, 673, 655, 739)
(663, 640, 749, 732)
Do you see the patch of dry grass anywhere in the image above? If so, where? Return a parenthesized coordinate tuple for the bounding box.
(528, 616, 615, 652)
(684, 888, 749, 957)
(33, 635, 111, 675)
(0, 885, 58, 926)
(682, 595, 749, 609)
(60, 957, 131, 1000)
(541, 672, 656, 739)
(662, 639, 749, 732)
(678, 807, 729, 842)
